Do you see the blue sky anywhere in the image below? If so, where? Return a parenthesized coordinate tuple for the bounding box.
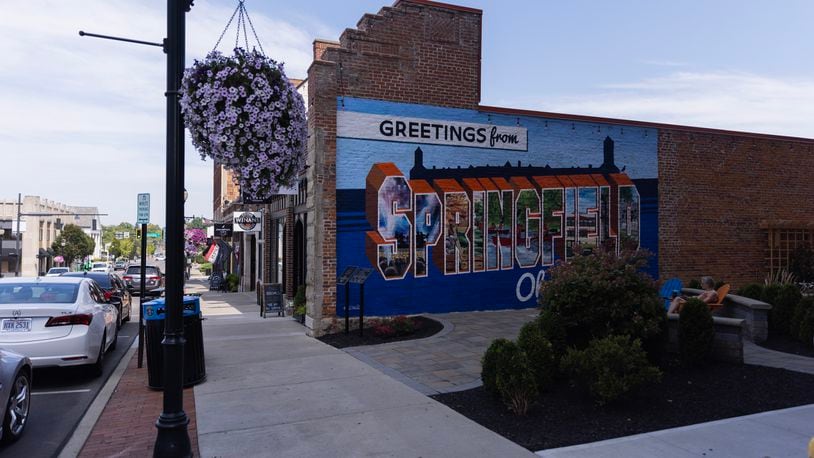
(1, 0, 812, 225)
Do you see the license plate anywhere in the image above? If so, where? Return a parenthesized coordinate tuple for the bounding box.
(2, 318, 32, 332)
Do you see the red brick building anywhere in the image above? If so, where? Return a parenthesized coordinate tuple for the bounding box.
(235, 0, 814, 335)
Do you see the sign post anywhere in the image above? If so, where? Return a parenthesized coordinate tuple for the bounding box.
(136, 193, 149, 369)
(337, 266, 358, 334)
(348, 267, 373, 337)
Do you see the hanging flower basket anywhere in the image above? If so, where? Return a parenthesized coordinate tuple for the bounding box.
(180, 47, 307, 200)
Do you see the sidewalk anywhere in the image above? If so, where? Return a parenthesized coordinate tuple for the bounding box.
(193, 284, 533, 457)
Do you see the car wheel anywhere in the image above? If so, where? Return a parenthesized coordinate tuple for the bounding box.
(125, 302, 132, 323)
(116, 306, 122, 330)
(2, 369, 31, 443)
(90, 332, 106, 377)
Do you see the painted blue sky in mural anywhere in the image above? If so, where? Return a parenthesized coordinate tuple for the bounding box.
(336, 98, 657, 190)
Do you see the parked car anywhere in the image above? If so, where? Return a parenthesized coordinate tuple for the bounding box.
(0, 349, 31, 443)
(0, 277, 118, 376)
(45, 267, 69, 277)
(122, 265, 164, 297)
(61, 272, 132, 329)
(113, 261, 127, 271)
(154, 254, 166, 262)
(90, 262, 111, 273)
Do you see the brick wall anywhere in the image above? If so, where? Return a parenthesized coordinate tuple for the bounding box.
(305, 0, 482, 333)
(659, 129, 814, 288)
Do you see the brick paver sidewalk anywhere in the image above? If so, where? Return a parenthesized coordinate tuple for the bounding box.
(79, 351, 199, 457)
(345, 308, 538, 394)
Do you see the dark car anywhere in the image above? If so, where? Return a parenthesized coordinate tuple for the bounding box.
(122, 265, 164, 297)
(61, 271, 133, 329)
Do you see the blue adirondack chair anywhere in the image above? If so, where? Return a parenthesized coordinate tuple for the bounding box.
(659, 278, 683, 310)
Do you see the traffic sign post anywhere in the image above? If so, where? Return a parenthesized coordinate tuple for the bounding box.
(137, 193, 150, 225)
(136, 193, 149, 370)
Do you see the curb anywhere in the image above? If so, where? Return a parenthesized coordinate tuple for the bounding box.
(58, 340, 138, 458)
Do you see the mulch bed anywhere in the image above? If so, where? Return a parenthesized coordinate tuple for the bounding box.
(432, 359, 814, 452)
(317, 316, 443, 349)
(758, 334, 814, 358)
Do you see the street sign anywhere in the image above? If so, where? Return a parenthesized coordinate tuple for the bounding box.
(147, 232, 162, 238)
(137, 193, 150, 224)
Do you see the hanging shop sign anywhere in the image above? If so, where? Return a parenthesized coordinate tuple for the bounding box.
(213, 223, 233, 238)
(233, 212, 262, 233)
(337, 112, 528, 151)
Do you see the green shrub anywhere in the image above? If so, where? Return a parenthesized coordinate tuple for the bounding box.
(481, 338, 514, 395)
(390, 315, 416, 335)
(537, 308, 567, 357)
(562, 335, 661, 405)
(738, 283, 764, 300)
(769, 285, 802, 336)
(789, 246, 814, 283)
(294, 285, 306, 308)
(791, 297, 814, 345)
(225, 273, 239, 292)
(688, 278, 702, 289)
(494, 343, 538, 415)
(679, 298, 715, 366)
(517, 320, 556, 391)
(538, 250, 665, 350)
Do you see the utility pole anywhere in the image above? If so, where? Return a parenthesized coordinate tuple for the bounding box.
(14, 193, 21, 277)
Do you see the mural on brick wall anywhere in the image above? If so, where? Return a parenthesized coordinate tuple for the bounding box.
(337, 98, 658, 316)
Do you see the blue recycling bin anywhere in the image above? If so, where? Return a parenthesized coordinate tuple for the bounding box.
(142, 296, 206, 389)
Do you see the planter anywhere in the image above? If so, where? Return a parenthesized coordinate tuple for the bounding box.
(293, 314, 305, 324)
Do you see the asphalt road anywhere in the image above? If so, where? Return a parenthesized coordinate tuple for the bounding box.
(0, 310, 141, 458)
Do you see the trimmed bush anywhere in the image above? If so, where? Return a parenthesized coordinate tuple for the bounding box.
(494, 344, 538, 415)
(538, 250, 665, 350)
(481, 338, 514, 395)
(537, 308, 567, 357)
(679, 298, 714, 366)
(789, 246, 814, 283)
(769, 285, 803, 336)
(562, 335, 661, 405)
(792, 297, 814, 345)
(737, 283, 764, 300)
(517, 320, 556, 391)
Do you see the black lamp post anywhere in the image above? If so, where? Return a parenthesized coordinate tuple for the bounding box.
(154, 1, 194, 457)
(77, 3, 193, 454)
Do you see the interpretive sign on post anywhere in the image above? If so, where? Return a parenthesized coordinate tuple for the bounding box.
(137, 193, 150, 224)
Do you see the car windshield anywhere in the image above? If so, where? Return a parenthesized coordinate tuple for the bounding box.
(0, 283, 79, 304)
(48, 268, 68, 273)
(92, 263, 107, 268)
(62, 273, 112, 289)
(126, 266, 158, 276)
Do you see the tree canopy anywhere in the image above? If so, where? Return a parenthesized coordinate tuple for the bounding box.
(52, 224, 95, 265)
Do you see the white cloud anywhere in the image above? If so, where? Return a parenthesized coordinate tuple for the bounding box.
(0, 0, 320, 226)
(520, 71, 814, 139)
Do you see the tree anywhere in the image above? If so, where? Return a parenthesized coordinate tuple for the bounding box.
(186, 217, 206, 229)
(52, 224, 95, 266)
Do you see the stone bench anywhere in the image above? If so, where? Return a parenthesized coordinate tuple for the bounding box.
(681, 288, 772, 343)
(666, 314, 745, 364)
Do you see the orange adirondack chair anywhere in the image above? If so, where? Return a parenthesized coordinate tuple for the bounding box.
(708, 284, 731, 311)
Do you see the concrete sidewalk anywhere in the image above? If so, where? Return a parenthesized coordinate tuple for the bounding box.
(537, 404, 814, 457)
(194, 287, 533, 457)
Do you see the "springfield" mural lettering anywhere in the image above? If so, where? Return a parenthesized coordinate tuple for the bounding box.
(365, 142, 641, 281)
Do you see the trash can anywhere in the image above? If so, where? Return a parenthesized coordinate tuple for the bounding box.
(142, 296, 206, 389)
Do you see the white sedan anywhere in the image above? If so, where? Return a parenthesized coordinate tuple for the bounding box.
(0, 277, 118, 376)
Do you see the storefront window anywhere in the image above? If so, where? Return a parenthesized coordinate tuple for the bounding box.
(277, 220, 284, 284)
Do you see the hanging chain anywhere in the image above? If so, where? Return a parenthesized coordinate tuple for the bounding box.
(211, 0, 265, 55)
(243, 4, 265, 55)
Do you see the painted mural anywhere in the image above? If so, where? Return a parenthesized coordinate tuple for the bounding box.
(337, 97, 658, 316)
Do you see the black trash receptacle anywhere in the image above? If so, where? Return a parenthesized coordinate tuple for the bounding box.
(142, 296, 206, 390)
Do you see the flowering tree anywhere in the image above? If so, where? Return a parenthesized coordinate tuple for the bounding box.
(184, 228, 208, 256)
(180, 48, 307, 200)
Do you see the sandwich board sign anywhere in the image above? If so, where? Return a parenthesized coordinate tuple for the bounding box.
(137, 193, 150, 224)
